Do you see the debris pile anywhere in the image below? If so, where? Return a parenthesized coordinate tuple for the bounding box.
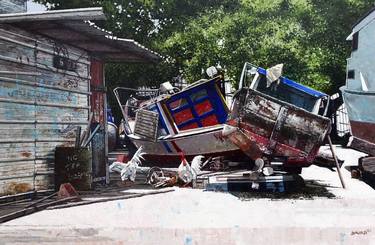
(108, 148, 309, 194)
(110, 62, 348, 191)
(109, 147, 145, 182)
(349, 156, 375, 189)
(0, 182, 174, 224)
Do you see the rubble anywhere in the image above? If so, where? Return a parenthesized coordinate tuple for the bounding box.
(113, 62, 332, 177)
(109, 147, 145, 182)
(107, 63, 353, 195)
(0, 182, 174, 224)
(0, 183, 80, 224)
(108, 151, 309, 194)
(358, 156, 375, 189)
(204, 172, 303, 193)
(313, 147, 344, 170)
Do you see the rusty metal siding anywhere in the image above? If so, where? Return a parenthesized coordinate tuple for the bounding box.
(0, 0, 26, 14)
(0, 24, 90, 195)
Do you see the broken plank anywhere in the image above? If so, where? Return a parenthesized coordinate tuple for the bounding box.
(24, 192, 57, 208)
(349, 136, 375, 156)
(48, 188, 175, 210)
(359, 156, 375, 189)
(0, 196, 79, 223)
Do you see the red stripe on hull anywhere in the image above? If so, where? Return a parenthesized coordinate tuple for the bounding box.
(350, 120, 375, 144)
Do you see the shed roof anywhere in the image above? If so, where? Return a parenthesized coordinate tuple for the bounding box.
(0, 7, 161, 63)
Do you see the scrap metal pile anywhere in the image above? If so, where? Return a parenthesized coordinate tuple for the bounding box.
(110, 62, 345, 192)
(109, 146, 332, 193)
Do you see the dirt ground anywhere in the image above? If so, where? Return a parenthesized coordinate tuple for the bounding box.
(0, 146, 375, 245)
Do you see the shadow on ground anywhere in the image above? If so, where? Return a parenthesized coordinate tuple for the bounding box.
(230, 180, 336, 201)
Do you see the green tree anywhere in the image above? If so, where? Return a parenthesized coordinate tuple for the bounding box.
(35, 0, 240, 119)
(35, 0, 375, 93)
(162, 0, 375, 93)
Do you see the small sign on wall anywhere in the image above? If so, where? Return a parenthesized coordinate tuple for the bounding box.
(55, 147, 92, 190)
(53, 56, 77, 71)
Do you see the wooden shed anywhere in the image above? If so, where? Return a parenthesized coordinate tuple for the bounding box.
(0, 7, 160, 195)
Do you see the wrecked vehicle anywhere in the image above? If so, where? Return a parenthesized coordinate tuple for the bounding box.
(113, 63, 331, 173)
(114, 74, 236, 164)
(226, 63, 331, 173)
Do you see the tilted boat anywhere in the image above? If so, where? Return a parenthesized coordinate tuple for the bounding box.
(114, 63, 331, 172)
(114, 75, 237, 166)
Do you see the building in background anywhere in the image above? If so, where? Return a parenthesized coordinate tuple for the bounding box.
(342, 6, 375, 155)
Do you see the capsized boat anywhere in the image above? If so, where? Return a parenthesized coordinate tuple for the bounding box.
(114, 75, 237, 166)
(114, 63, 331, 172)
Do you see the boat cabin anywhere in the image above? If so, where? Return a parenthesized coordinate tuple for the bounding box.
(239, 63, 329, 116)
(114, 76, 229, 141)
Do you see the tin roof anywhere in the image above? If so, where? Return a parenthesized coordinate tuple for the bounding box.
(352, 6, 375, 29)
(0, 7, 161, 63)
(347, 6, 375, 40)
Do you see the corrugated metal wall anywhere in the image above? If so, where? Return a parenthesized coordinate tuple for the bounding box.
(0, 24, 90, 195)
(0, 0, 26, 14)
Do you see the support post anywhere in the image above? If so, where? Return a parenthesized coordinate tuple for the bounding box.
(327, 136, 346, 189)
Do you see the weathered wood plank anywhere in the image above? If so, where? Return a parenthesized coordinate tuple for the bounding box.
(349, 137, 375, 156)
(359, 156, 375, 189)
(0, 22, 91, 196)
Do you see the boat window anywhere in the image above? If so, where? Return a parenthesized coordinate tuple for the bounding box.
(318, 98, 328, 116)
(194, 99, 214, 116)
(165, 79, 228, 132)
(173, 108, 194, 125)
(352, 32, 358, 51)
(169, 98, 188, 111)
(190, 89, 208, 102)
(348, 70, 355, 79)
(255, 74, 317, 112)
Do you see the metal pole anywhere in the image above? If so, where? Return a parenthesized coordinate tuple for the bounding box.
(327, 136, 346, 189)
(82, 124, 100, 147)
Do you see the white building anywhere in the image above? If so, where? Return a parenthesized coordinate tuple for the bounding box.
(342, 7, 375, 155)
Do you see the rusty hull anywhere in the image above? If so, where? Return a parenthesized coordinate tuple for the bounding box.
(228, 89, 331, 166)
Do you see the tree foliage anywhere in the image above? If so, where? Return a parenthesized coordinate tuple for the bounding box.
(162, 0, 375, 93)
(35, 0, 374, 94)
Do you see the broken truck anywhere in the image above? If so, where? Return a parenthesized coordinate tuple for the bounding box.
(113, 63, 332, 174)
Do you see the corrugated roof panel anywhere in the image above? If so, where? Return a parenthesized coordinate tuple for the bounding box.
(0, 8, 162, 63)
(0, 7, 105, 22)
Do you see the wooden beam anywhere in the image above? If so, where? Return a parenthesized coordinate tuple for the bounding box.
(48, 189, 175, 210)
(349, 136, 375, 156)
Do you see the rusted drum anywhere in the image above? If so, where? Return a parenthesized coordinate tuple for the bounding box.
(108, 122, 118, 152)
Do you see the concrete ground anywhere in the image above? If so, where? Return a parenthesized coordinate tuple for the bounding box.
(1, 146, 375, 244)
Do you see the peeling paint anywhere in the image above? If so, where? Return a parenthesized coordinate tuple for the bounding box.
(0, 24, 90, 195)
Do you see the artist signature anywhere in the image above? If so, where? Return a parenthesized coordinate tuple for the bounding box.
(351, 229, 371, 236)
